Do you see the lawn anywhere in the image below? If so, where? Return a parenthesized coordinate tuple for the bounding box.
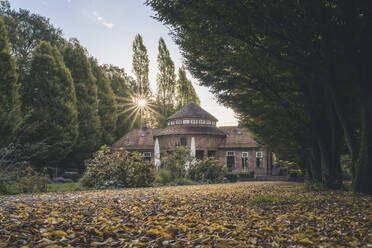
(0, 182, 371, 247)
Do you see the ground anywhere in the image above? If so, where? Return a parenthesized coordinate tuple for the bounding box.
(0, 182, 371, 247)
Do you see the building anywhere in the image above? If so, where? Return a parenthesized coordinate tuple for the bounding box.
(112, 102, 272, 176)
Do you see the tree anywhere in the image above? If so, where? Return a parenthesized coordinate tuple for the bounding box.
(0, 0, 64, 104)
(156, 37, 176, 126)
(146, 0, 371, 191)
(0, 16, 21, 144)
(24, 41, 78, 167)
(62, 39, 101, 170)
(176, 66, 200, 109)
(90, 58, 117, 145)
(132, 34, 151, 97)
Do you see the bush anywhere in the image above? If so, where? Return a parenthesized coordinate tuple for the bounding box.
(154, 169, 173, 185)
(225, 173, 238, 182)
(80, 147, 154, 189)
(160, 147, 191, 180)
(186, 158, 227, 183)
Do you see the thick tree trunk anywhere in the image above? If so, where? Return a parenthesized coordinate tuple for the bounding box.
(353, 101, 372, 194)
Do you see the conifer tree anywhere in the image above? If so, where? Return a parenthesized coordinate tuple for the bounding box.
(156, 37, 176, 125)
(25, 41, 78, 166)
(132, 34, 151, 96)
(0, 17, 21, 144)
(62, 39, 101, 169)
(90, 58, 117, 145)
(176, 66, 200, 108)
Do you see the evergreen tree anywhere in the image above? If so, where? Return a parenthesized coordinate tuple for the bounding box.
(132, 34, 151, 96)
(156, 37, 176, 127)
(0, 17, 21, 144)
(25, 41, 78, 166)
(90, 58, 117, 145)
(62, 39, 101, 169)
(176, 66, 200, 108)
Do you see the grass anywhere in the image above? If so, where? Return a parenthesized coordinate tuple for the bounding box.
(47, 182, 81, 192)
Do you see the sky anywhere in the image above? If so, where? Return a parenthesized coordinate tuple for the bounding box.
(9, 0, 238, 126)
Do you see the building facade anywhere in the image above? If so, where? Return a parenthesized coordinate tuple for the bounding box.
(112, 102, 272, 176)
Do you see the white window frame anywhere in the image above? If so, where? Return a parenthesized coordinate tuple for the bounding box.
(256, 152, 263, 158)
(242, 152, 248, 158)
(143, 152, 151, 158)
(183, 119, 190, 124)
(171, 121, 175, 125)
(167, 122, 171, 126)
(227, 151, 235, 156)
(191, 119, 197, 124)
(206, 120, 211, 125)
(176, 120, 182, 125)
(212, 121, 216, 126)
(199, 120, 205, 124)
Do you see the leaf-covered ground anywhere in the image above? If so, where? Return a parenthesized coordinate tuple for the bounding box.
(0, 182, 371, 247)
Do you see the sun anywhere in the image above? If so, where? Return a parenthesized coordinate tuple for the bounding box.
(136, 98, 147, 108)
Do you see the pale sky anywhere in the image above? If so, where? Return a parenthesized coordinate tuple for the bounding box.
(9, 0, 238, 126)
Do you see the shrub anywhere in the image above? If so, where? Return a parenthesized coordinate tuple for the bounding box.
(160, 147, 191, 180)
(225, 173, 238, 182)
(186, 158, 227, 183)
(226, 171, 255, 182)
(154, 169, 173, 185)
(80, 147, 154, 189)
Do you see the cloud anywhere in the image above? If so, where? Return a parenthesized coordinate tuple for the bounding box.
(92, 11, 114, 29)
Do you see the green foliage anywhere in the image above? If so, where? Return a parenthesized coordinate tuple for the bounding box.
(226, 171, 255, 182)
(24, 41, 79, 167)
(0, 17, 21, 144)
(132, 34, 151, 97)
(81, 147, 154, 189)
(0, 163, 47, 194)
(160, 146, 191, 180)
(176, 66, 200, 109)
(90, 58, 117, 145)
(154, 169, 172, 185)
(156, 37, 176, 126)
(62, 39, 101, 169)
(186, 158, 227, 183)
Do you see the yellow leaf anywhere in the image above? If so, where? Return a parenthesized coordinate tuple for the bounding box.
(299, 238, 313, 245)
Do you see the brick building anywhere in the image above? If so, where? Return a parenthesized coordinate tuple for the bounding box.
(112, 102, 272, 176)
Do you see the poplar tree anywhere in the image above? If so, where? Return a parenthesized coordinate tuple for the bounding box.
(132, 34, 151, 96)
(156, 37, 176, 126)
(62, 39, 101, 169)
(25, 41, 78, 166)
(176, 66, 200, 108)
(0, 17, 21, 144)
(90, 58, 117, 145)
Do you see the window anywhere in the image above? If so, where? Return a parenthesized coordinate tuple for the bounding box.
(176, 120, 182, 125)
(191, 119, 197, 124)
(208, 150, 216, 158)
(199, 120, 205, 124)
(171, 121, 175, 125)
(168, 122, 171, 126)
(242, 152, 248, 170)
(226, 151, 235, 171)
(183, 119, 190, 124)
(196, 150, 204, 160)
(180, 137, 187, 146)
(212, 121, 216, 126)
(143, 152, 151, 161)
(206, 120, 211, 125)
(256, 152, 263, 167)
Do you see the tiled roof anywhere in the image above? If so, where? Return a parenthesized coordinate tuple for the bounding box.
(155, 125, 226, 137)
(168, 102, 218, 121)
(111, 128, 161, 150)
(218, 126, 258, 148)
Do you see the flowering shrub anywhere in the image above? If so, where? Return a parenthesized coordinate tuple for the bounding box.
(80, 147, 154, 189)
(186, 158, 227, 183)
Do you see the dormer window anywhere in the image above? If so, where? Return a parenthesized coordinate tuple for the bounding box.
(183, 119, 190, 124)
(199, 120, 205, 124)
(206, 120, 211, 125)
(176, 120, 182, 124)
(191, 119, 197, 124)
(171, 121, 175, 125)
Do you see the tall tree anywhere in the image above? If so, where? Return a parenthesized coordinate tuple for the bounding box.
(0, 16, 21, 144)
(132, 34, 151, 97)
(176, 66, 200, 108)
(0, 0, 64, 101)
(24, 41, 78, 167)
(156, 37, 176, 126)
(90, 58, 117, 145)
(62, 39, 101, 170)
